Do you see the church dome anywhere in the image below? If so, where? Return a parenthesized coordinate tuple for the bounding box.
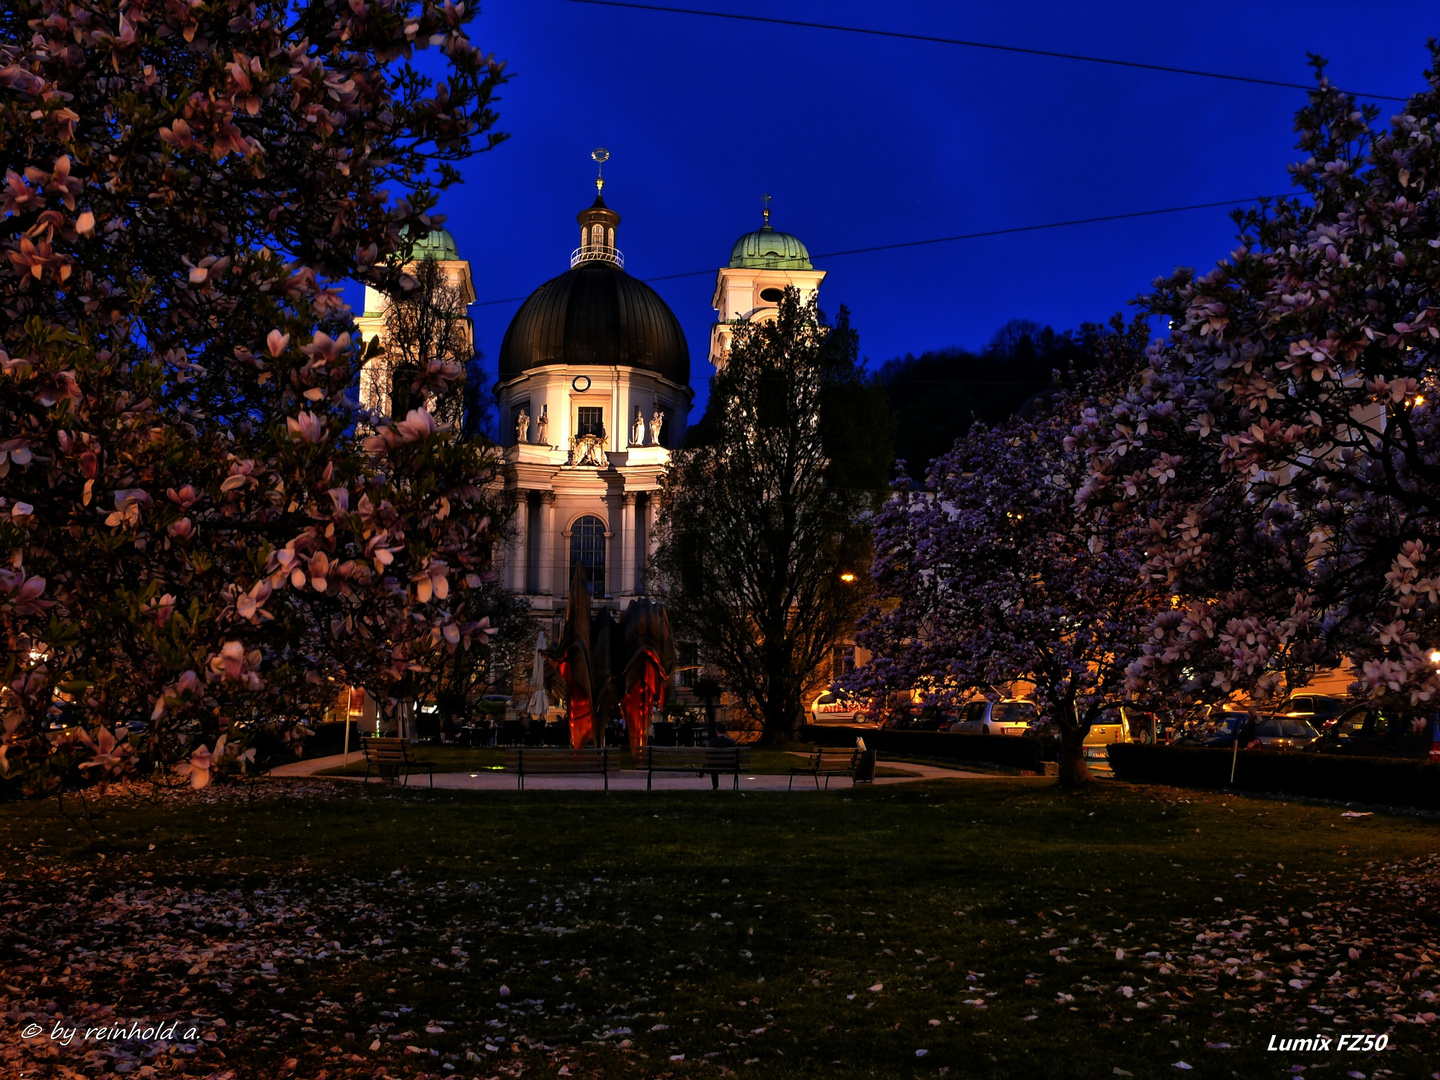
(729, 224, 812, 270)
(498, 259, 690, 384)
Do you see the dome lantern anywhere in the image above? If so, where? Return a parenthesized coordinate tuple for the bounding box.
(572, 148, 623, 268)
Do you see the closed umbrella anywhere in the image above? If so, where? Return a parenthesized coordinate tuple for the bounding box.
(526, 631, 550, 720)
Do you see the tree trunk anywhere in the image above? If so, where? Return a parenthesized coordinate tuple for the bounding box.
(758, 696, 794, 747)
(1057, 725, 1091, 788)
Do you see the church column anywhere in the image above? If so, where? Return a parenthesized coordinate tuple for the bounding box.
(635, 491, 650, 594)
(645, 490, 660, 568)
(620, 493, 636, 596)
(539, 493, 558, 598)
(510, 490, 529, 593)
(605, 492, 622, 598)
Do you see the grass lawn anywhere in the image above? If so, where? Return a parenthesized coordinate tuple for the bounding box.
(3, 778, 1437, 1079)
(315, 743, 921, 778)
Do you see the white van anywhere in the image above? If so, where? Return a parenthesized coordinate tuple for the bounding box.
(950, 699, 1037, 736)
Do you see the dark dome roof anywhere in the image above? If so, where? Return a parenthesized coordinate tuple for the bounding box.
(498, 260, 689, 384)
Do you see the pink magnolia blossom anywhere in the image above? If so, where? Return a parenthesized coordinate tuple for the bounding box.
(77, 726, 132, 778)
(219, 460, 258, 493)
(104, 488, 152, 528)
(173, 736, 225, 789)
(0, 571, 52, 615)
(235, 580, 273, 622)
(300, 330, 351, 372)
(308, 551, 331, 592)
(366, 532, 399, 572)
(395, 407, 441, 442)
(286, 410, 326, 444)
(207, 642, 262, 690)
(0, 437, 33, 474)
(413, 558, 449, 602)
(166, 484, 201, 509)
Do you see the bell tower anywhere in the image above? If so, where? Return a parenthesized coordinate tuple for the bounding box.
(709, 196, 826, 368)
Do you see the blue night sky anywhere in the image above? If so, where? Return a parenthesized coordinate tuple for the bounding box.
(358, 1, 1436, 412)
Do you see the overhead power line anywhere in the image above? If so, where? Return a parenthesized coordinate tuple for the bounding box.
(559, 0, 1408, 103)
(470, 194, 1291, 307)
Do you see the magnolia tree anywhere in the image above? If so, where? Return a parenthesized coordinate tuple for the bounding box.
(0, 0, 509, 794)
(1078, 49, 1440, 708)
(846, 320, 1161, 785)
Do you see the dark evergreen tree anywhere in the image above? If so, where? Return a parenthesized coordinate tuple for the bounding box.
(654, 291, 893, 743)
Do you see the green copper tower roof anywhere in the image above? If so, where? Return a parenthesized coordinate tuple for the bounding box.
(403, 225, 460, 261)
(729, 203, 812, 269)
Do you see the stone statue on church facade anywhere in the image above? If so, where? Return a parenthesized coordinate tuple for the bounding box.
(649, 408, 664, 447)
(631, 407, 646, 446)
(515, 408, 530, 445)
(535, 405, 549, 445)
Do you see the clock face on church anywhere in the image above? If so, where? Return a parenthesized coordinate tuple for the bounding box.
(572, 375, 591, 392)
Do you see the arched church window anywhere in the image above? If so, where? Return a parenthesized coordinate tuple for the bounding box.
(591, 223, 603, 248)
(607, 227, 614, 248)
(570, 515, 607, 595)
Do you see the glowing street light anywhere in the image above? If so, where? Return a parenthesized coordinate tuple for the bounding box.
(839, 572, 857, 584)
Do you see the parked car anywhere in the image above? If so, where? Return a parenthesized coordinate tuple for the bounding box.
(1275, 693, 1349, 731)
(1303, 703, 1438, 759)
(1170, 708, 1253, 748)
(950, 699, 1037, 736)
(810, 691, 876, 727)
(910, 704, 958, 731)
(880, 703, 955, 731)
(1249, 716, 1320, 750)
(1085, 706, 1154, 746)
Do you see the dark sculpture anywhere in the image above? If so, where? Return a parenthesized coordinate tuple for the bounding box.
(551, 562, 677, 753)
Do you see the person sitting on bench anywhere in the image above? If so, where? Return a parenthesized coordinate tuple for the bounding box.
(707, 722, 739, 790)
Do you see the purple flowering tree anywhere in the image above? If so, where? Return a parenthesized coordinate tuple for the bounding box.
(0, 0, 508, 793)
(847, 321, 1163, 785)
(1079, 49, 1440, 709)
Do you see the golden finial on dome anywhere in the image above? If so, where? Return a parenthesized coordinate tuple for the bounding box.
(592, 147, 609, 194)
(762, 191, 771, 228)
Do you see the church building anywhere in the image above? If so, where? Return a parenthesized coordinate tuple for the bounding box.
(491, 174, 825, 634)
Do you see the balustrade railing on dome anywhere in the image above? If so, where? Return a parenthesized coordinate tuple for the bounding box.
(570, 246, 624, 268)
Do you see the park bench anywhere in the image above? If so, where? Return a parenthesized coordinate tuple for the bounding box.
(788, 747, 860, 790)
(361, 736, 435, 788)
(504, 747, 620, 790)
(637, 745, 752, 790)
